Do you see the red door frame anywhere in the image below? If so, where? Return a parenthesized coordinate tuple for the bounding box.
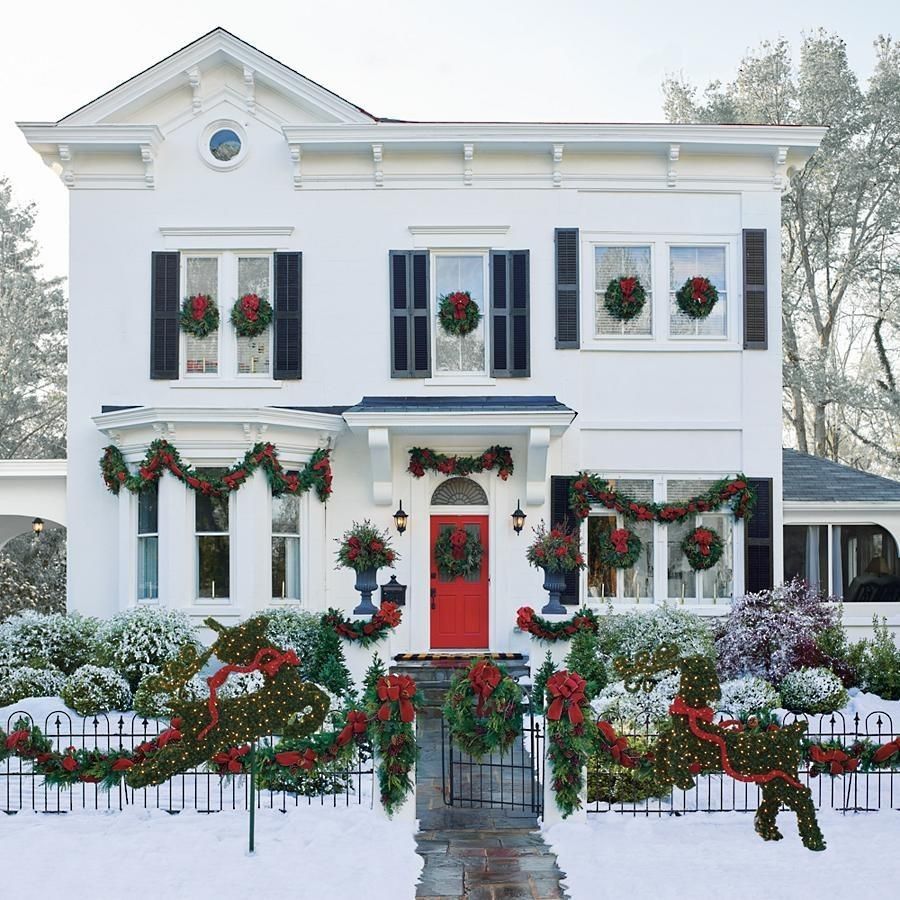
(429, 515, 489, 649)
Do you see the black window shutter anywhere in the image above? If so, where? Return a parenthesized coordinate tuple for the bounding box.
(743, 229, 767, 349)
(274, 252, 302, 379)
(555, 228, 579, 349)
(390, 250, 430, 377)
(490, 251, 530, 377)
(150, 252, 180, 380)
(550, 475, 581, 605)
(745, 477, 774, 593)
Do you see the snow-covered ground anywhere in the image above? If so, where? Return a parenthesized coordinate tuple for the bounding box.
(545, 809, 900, 900)
(0, 805, 422, 900)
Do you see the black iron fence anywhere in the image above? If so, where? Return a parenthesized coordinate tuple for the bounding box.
(588, 709, 899, 816)
(2, 709, 374, 814)
(442, 699, 544, 815)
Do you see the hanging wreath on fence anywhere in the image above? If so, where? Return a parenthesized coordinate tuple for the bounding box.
(604, 276, 647, 321)
(675, 276, 719, 320)
(434, 525, 483, 579)
(231, 293, 273, 337)
(681, 526, 724, 570)
(442, 659, 523, 760)
(596, 527, 642, 569)
(438, 291, 481, 336)
(180, 294, 219, 338)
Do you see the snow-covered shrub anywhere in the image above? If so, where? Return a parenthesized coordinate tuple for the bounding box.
(0, 665, 65, 707)
(716, 676, 780, 717)
(61, 665, 132, 716)
(592, 673, 680, 729)
(715, 579, 839, 684)
(598, 605, 714, 680)
(779, 667, 848, 715)
(263, 608, 322, 665)
(0, 611, 98, 674)
(217, 670, 265, 699)
(97, 607, 197, 688)
(133, 673, 209, 720)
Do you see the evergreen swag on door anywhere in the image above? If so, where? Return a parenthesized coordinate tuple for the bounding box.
(100, 439, 333, 501)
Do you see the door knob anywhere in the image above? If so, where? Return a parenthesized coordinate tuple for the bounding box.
(430, 587, 437, 609)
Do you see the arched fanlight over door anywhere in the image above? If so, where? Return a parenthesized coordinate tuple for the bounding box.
(430, 477, 488, 506)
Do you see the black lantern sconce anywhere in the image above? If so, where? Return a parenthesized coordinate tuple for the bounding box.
(393, 500, 408, 535)
(511, 500, 526, 535)
(381, 574, 407, 607)
(32, 517, 44, 536)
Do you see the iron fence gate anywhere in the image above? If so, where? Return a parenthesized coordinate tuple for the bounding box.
(441, 699, 544, 815)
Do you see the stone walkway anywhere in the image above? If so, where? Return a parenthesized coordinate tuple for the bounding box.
(414, 716, 569, 900)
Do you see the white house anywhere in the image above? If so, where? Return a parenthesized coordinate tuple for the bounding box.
(15, 27, 830, 654)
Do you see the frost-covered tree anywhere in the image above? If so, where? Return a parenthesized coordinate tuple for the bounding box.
(0, 555, 43, 620)
(0, 527, 66, 617)
(0, 177, 67, 459)
(663, 34, 900, 473)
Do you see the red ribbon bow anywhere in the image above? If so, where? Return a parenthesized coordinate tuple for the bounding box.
(240, 293, 260, 321)
(516, 607, 535, 630)
(212, 744, 251, 774)
(619, 277, 637, 300)
(156, 717, 184, 749)
(191, 294, 209, 320)
(5, 729, 29, 752)
(337, 710, 369, 746)
(375, 602, 402, 628)
(610, 528, 631, 555)
(468, 660, 502, 717)
(275, 748, 318, 770)
(690, 276, 711, 302)
(872, 739, 900, 764)
(376, 674, 417, 723)
(450, 526, 469, 560)
(448, 291, 470, 320)
(196, 647, 300, 741)
(810, 745, 859, 775)
(546, 671, 587, 725)
(692, 528, 715, 556)
(597, 720, 637, 768)
(111, 758, 134, 771)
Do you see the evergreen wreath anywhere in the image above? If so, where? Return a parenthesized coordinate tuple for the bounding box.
(180, 294, 219, 338)
(681, 526, 724, 570)
(675, 276, 719, 320)
(230, 293, 273, 337)
(604, 276, 647, 321)
(323, 602, 402, 647)
(434, 525, 484, 579)
(596, 527, 642, 569)
(442, 659, 523, 760)
(438, 290, 481, 336)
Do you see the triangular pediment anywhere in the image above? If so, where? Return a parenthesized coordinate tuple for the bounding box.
(58, 27, 376, 129)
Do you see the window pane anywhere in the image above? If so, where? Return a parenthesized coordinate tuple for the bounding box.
(238, 257, 270, 297)
(594, 246, 652, 336)
(587, 515, 654, 600)
(185, 257, 219, 374)
(783, 525, 828, 589)
(667, 518, 696, 600)
(669, 246, 726, 337)
(138, 536, 159, 600)
(587, 516, 617, 599)
(186, 257, 218, 297)
(237, 257, 271, 375)
(198, 536, 229, 598)
(435, 256, 486, 374)
(272, 493, 300, 534)
(186, 334, 218, 374)
(270, 535, 301, 600)
(839, 524, 900, 602)
(138, 484, 158, 535)
(195, 471, 228, 532)
(698, 513, 733, 601)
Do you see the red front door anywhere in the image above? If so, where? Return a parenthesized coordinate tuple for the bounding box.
(430, 515, 489, 649)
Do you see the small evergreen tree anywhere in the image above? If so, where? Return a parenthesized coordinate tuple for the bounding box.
(311, 624, 355, 702)
(531, 650, 556, 713)
(363, 651, 387, 706)
(564, 628, 607, 700)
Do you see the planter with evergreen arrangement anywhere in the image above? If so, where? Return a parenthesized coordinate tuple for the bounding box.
(335, 520, 398, 615)
(526, 522, 586, 615)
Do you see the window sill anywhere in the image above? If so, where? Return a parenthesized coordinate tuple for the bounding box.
(423, 376, 497, 387)
(581, 340, 739, 353)
(170, 380, 283, 389)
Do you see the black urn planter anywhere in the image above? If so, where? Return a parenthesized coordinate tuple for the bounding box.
(353, 567, 380, 615)
(541, 568, 567, 615)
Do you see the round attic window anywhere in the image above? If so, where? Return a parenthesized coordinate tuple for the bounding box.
(200, 120, 248, 171)
(209, 128, 241, 161)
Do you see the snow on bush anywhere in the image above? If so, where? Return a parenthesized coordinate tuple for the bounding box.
(97, 607, 197, 688)
(263, 608, 322, 665)
(715, 579, 839, 684)
(779, 667, 849, 714)
(60, 665, 132, 716)
(0, 665, 65, 707)
(591, 673, 680, 728)
(716, 676, 780, 717)
(0, 611, 98, 674)
(132, 669, 264, 720)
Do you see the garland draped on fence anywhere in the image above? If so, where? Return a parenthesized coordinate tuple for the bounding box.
(568, 472, 755, 523)
(101, 439, 333, 502)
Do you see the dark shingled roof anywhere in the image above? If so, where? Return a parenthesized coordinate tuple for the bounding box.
(344, 396, 574, 414)
(783, 448, 900, 502)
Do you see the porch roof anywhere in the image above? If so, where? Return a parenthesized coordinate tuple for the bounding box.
(783, 448, 900, 503)
(344, 396, 574, 415)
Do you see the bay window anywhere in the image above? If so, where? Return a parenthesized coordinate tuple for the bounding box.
(137, 484, 159, 600)
(271, 492, 301, 602)
(195, 469, 230, 601)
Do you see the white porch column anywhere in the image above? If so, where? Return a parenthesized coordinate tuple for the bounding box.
(158, 473, 192, 610)
(233, 468, 271, 615)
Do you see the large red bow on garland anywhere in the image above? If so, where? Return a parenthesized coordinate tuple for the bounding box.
(196, 647, 300, 741)
(872, 738, 900, 765)
(212, 744, 251, 774)
(376, 674, 417, 723)
(546, 671, 587, 725)
(597, 720, 637, 768)
(337, 710, 370, 746)
(468, 660, 501, 717)
(809, 744, 859, 776)
(275, 748, 318, 770)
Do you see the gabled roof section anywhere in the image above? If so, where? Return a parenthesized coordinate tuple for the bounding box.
(783, 448, 900, 503)
(56, 27, 376, 126)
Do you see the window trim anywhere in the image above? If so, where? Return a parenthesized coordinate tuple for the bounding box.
(586, 508, 655, 603)
(181, 252, 222, 379)
(136, 486, 159, 603)
(666, 241, 732, 342)
(591, 242, 656, 341)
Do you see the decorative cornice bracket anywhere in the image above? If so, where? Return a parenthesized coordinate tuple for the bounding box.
(289, 142, 302, 189)
(773, 145, 789, 191)
(526, 427, 551, 506)
(57, 145, 74, 188)
(667, 143, 680, 188)
(186, 67, 202, 114)
(372, 143, 383, 187)
(243, 66, 256, 115)
(463, 143, 474, 186)
(367, 427, 392, 505)
(552, 143, 564, 187)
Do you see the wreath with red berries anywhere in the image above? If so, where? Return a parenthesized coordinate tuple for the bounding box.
(675, 276, 719, 320)
(596, 527, 642, 569)
(681, 526, 724, 570)
(231, 293, 274, 338)
(434, 524, 484, 579)
(604, 276, 647, 321)
(180, 294, 219, 338)
(438, 291, 481, 336)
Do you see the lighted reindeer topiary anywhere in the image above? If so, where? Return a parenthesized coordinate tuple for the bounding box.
(126, 615, 330, 790)
(614, 646, 826, 852)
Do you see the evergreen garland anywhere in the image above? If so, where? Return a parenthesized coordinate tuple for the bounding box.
(516, 606, 599, 642)
(531, 650, 556, 713)
(564, 628, 607, 700)
(408, 445, 513, 480)
(323, 602, 402, 647)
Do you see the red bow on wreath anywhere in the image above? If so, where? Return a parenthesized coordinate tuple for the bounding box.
(546, 671, 587, 725)
(449, 291, 470, 320)
(450, 526, 469, 560)
(610, 528, 631, 555)
(597, 721, 637, 768)
(337, 710, 370, 746)
(692, 528, 715, 557)
(191, 294, 210, 320)
(619, 277, 637, 302)
(240, 293, 260, 321)
(468, 660, 502, 716)
(516, 607, 534, 630)
(376, 674, 417, 723)
(690, 277, 711, 303)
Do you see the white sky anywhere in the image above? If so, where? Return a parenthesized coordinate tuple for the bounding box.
(1, 0, 897, 280)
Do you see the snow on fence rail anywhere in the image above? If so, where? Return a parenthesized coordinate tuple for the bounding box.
(589, 709, 899, 816)
(1, 709, 375, 814)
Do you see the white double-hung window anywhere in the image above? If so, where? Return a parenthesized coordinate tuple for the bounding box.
(669, 245, 728, 338)
(136, 484, 159, 601)
(594, 245, 653, 336)
(195, 469, 230, 602)
(432, 252, 489, 376)
(271, 491, 301, 602)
